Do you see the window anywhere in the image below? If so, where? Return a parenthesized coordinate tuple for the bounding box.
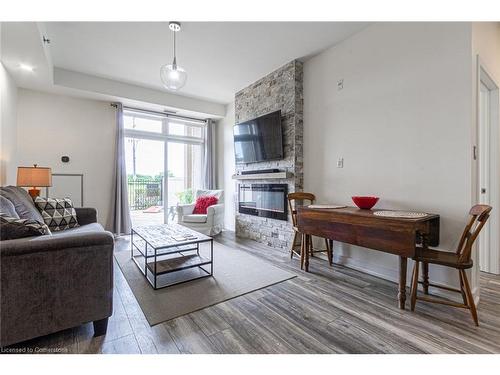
(123, 109, 206, 225)
(168, 120, 203, 138)
(124, 113, 163, 133)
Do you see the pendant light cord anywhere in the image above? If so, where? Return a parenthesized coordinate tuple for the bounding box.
(172, 28, 177, 69)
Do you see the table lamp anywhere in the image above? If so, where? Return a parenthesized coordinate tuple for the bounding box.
(17, 164, 52, 198)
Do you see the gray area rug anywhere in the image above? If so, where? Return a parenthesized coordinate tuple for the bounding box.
(114, 241, 295, 326)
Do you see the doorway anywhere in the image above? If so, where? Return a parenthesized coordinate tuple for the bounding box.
(123, 109, 206, 227)
(125, 137, 165, 226)
(477, 61, 500, 275)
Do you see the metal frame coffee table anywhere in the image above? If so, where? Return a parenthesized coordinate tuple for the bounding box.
(131, 223, 213, 289)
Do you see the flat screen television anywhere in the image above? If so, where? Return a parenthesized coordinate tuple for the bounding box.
(234, 110, 283, 164)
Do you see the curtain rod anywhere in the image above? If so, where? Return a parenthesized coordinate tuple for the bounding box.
(110, 103, 208, 124)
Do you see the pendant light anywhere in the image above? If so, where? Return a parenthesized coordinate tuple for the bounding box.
(160, 22, 187, 91)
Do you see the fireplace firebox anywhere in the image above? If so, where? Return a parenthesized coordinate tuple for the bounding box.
(238, 184, 288, 221)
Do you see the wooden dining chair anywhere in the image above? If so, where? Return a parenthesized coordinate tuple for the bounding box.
(409, 204, 492, 326)
(287, 192, 333, 269)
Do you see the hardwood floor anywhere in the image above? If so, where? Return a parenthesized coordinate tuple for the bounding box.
(6, 231, 500, 354)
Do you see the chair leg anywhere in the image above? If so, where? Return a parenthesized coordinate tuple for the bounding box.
(460, 269, 479, 326)
(422, 262, 429, 295)
(300, 233, 305, 270)
(458, 269, 468, 306)
(325, 238, 333, 266)
(304, 234, 310, 272)
(309, 235, 314, 257)
(410, 261, 419, 311)
(290, 231, 298, 259)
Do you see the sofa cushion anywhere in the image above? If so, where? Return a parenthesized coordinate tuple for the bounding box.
(0, 213, 51, 240)
(0, 186, 44, 222)
(0, 195, 19, 218)
(50, 222, 105, 237)
(34, 197, 80, 232)
(182, 214, 208, 223)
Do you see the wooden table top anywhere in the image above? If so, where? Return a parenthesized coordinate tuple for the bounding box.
(298, 206, 439, 223)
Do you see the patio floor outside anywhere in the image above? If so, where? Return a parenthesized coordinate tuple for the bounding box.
(130, 207, 177, 227)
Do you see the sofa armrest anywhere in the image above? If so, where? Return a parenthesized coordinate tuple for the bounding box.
(206, 203, 224, 226)
(176, 203, 195, 222)
(207, 203, 224, 216)
(0, 231, 114, 257)
(75, 207, 98, 225)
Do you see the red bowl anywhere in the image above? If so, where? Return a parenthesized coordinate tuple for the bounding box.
(352, 196, 379, 210)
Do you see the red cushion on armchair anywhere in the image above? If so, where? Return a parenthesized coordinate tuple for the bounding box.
(193, 195, 219, 214)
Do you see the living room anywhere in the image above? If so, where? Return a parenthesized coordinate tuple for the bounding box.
(2, 0, 500, 372)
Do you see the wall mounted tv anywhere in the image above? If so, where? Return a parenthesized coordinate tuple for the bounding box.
(234, 110, 283, 164)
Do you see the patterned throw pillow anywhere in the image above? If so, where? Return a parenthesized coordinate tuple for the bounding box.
(34, 197, 80, 232)
(193, 195, 219, 214)
(0, 213, 51, 240)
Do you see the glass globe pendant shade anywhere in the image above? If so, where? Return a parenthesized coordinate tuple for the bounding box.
(160, 63, 187, 91)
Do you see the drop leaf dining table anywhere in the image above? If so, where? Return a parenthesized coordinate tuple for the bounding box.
(296, 206, 440, 309)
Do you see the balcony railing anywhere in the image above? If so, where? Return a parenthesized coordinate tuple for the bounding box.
(127, 179, 163, 211)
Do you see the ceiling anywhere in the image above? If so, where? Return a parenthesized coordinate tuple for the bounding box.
(44, 22, 369, 104)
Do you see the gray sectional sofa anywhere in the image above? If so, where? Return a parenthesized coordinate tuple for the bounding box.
(0, 186, 114, 347)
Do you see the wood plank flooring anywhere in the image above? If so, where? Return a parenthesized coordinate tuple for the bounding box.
(6, 231, 500, 354)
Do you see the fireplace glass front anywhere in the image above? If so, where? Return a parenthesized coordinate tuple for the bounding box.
(238, 183, 288, 221)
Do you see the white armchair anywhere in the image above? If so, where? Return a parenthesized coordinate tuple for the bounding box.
(176, 189, 224, 236)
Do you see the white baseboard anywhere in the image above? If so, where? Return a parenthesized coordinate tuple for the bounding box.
(334, 254, 468, 304)
(472, 286, 480, 306)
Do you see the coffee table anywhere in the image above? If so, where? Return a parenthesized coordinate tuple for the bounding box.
(131, 223, 213, 289)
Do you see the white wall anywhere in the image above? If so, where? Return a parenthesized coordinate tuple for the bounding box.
(16, 89, 116, 229)
(217, 102, 236, 230)
(472, 23, 500, 82)
(54, 68, 226, 118)
(303, 23, 474, 292)
(0, 61, 18, 185)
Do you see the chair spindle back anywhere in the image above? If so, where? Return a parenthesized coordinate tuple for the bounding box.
(455, 204, 492, 263)
(287, 192, 316, 227)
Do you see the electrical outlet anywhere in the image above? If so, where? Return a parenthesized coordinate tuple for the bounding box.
(337, 158, 344, 168)
(337, 79, 344, 90)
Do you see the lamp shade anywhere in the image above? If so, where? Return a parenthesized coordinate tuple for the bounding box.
(17, 166, 52, 187)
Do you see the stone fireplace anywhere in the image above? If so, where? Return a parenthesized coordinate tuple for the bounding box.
(234, 60, 303, 249)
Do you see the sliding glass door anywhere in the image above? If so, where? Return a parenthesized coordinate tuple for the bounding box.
(167, 141, 203, 215)
(125, 138, 165, 226)
(123, 109, 205, 226)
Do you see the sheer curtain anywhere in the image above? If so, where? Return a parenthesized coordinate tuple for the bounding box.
(110, 103, 132, 235)
(202, 119, 216, 189)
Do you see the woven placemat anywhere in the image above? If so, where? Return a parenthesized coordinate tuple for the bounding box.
(373, 211, 428, 218)
(308, 204, 347, 209)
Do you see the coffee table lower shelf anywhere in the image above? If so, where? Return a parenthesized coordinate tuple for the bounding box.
(146, 254, 211, 274)
(131, 227, 213, 289)
(132, 252, 213, 289)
